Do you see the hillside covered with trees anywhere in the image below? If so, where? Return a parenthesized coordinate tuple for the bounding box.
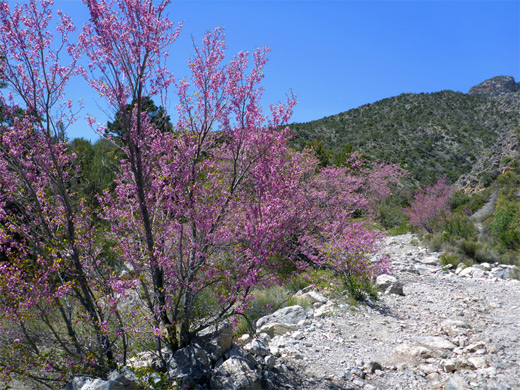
(289, 83, 520, 185)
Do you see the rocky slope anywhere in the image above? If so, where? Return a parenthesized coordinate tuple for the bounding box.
(469, 76, 520, 97)
(457, 76, 520, 191)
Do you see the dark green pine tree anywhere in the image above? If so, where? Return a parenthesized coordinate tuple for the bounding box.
(106, 96, 173, 137)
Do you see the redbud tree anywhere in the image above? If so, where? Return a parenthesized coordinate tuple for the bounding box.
(0, 0, 406, 385)
(405, 178, 452, 233)
(80, 0, 299, 351)
(296, 153, 404, 293)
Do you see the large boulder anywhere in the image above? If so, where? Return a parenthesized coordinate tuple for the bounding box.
(446, 374, 469, 390)
(420, 255, 439, 266)
(458, 266, 485, 278)
(491, 265, 520, 279)
(441, 319, 470, 336)
(375, 274, 404, 295)
(210, 357, 262, 390)
(65, 368, 141, 390)
(107, 368, 141, 389)
(243, 339, 270, 357)
(394, 343, 434, 359)
(195, 323, 234, 363)
(294, 290, 328, 306)
(256, 305, 307, 329)
(412, 336, 456, 350)
(66, 325, 235, 390)
(256, 322, 300, 338)
(313, 302, 336, 318)
(75, 379, 110, 390)
(166, 345, 212, 384)
(65, 377, 94, 390)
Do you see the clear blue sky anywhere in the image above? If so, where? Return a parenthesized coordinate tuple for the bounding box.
(34, 1, 520, 140)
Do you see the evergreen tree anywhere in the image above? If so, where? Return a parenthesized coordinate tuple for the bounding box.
(106, 96, 172, 137)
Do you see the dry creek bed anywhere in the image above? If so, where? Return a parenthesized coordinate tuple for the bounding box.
(258, 233, 520, 390)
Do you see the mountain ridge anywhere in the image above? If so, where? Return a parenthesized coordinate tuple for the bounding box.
(289, 76, 520, 189)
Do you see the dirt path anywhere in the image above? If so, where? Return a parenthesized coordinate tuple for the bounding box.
(268, 233, 520, 390)
(471, 191, 498, 239)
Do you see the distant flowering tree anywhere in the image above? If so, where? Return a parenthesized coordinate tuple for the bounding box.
(405, 178, 452, 233)
(365, 160, 408, 207)
(295, 154, 400, 293)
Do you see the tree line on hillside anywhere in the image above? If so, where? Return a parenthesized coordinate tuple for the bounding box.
(289, 90, 520, 184)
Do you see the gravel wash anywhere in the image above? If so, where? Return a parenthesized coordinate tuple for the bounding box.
(266, 234, 520, 390)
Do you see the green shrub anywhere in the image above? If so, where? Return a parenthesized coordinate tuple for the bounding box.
(490, 201, 520, 251)
(299, 269, 343, 293)
(442, 213, 478, 240)
(474, 244, 500, 264)
(449, 191, 471, 211)
(284, 273, 314, 293)
(375, 195, 410, 230)
(449, 189, 491, 214)
(300, 268, 377, 304)
(343, 274, 378, 303)
(458, 239, 479, 259)
(440, 252, 462, 268)
(489, 172, 520, 253)
(387, 222, 412, 236)
(498, 250, 520, 267)
(423, 233, 444, 252)
(480, 172, 496, 187)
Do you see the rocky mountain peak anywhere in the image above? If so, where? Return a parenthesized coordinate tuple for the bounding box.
(469, 76, 520, 97)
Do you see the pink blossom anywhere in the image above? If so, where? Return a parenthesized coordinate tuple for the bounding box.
(405, 178, 451, 233)
(0, 1, 407, 383)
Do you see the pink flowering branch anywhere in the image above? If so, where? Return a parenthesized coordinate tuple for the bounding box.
(0, 2, 409, 385)
(405, 178, 452, 233)
(79, 0, 180, 111)
(0, 0, 127, 383)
